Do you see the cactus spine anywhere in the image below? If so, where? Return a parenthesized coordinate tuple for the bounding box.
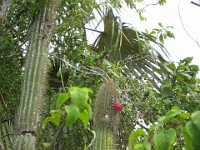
(13, 1, 60, 149)
(93, 81, 121, 150)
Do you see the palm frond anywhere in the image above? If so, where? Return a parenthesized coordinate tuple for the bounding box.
(89, 8, 170, 90)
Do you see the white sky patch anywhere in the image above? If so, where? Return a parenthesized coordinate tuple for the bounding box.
(121, 0, 200, 67)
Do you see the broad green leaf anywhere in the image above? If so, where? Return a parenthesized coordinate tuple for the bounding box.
(167, 63, 176, 71)
(78, 109, 89, 128)
(50, 110, 62, 126)
(185, 121, 200, 149)
(70, 87, 89, 111)
(154, 128, 176, 150)
(128, 129, 146, 148)
(159, 107, 181, 124)
(134, 141, 151, 150)
(177, 65, 187, 71)
(191, 111, 200, 131)
(182, 125, 194, 150)
(65, 104, 80, 126)
(42, 117, 52, 129)
(56, 93, 70, 109)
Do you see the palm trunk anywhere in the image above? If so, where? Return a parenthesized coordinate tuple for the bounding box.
(13, 1, 60, 149)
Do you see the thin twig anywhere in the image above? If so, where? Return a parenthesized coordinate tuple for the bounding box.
(178, 0, 200, 48)
(142, 0, 165, 9)
(85, 28, 103, 33)
(191, 1, 200, 7)
(136, 121, 149, 131)
(51, 54, 108, 81)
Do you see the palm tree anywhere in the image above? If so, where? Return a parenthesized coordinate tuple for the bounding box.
(88, 8, 170, 90)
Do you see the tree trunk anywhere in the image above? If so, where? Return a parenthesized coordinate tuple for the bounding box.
(13, 1, 60, 149)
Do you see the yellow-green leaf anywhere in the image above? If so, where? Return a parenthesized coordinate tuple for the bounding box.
(70, 87, 89, 111)
(65, 104, 79, 126)
(50, 110, 62, 126)
(42, 117, 52, 129)
(78, 109, 89, 128)
(56, 93, 70, 109)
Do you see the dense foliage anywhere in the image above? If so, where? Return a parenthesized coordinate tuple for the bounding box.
(0, 0, 199, 150)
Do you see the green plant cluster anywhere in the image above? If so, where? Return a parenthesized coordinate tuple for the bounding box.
(42, 87, 93, 149)
(128, 107, 200, 150)
(155, 57, 200, 113)
(127, 57, 200, 150)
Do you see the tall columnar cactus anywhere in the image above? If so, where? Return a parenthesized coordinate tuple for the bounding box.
(93, 81, 122, 150)
(13, 1, 60, 149)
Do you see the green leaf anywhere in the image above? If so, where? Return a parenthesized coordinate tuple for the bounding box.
(86, 103, 92, 119)
(182, 125, 194, 150)
(148, 125, 157, 137)
(154, 128, 176, 150)
(167, 63, 176, 71)
(134, 141, 151, 150)
(42, 117, 52, 129)
(184, 57, 193, 65)
(179, 112, 190, 123)
(65, 104, 80, 126)
(42, 142, 51, 148)
(81, 87, 93, 93)
(78, 109, 89, 128)
(160, 87, 173, 98)
(177, 65, 187, 71)
(50, 110, 62, 126)
(56, 93, 70, 109)
(184, 111, 200, 149)
(128, 129, 146, 149)
(185, 121, 200, 149)
(70, 87, 89, 111)
(159, 107, 181, 124)
(191, 111, 200, 131)
(180, 72, 192, 80)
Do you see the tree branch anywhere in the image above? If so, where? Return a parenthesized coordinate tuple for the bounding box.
(191, 1, 200, 7)
(178, 0, 200, 48)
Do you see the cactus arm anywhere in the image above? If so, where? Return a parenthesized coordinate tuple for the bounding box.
(93, 81, 121, 150)
(13, 1, 60, 149)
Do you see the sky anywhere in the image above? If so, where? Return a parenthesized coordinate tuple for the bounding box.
(121, 0, 200, 66)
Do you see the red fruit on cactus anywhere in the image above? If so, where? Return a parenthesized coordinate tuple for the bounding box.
(114, 100, 123, 111)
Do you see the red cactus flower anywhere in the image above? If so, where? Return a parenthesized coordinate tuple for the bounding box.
(114, 100, 123, 111)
